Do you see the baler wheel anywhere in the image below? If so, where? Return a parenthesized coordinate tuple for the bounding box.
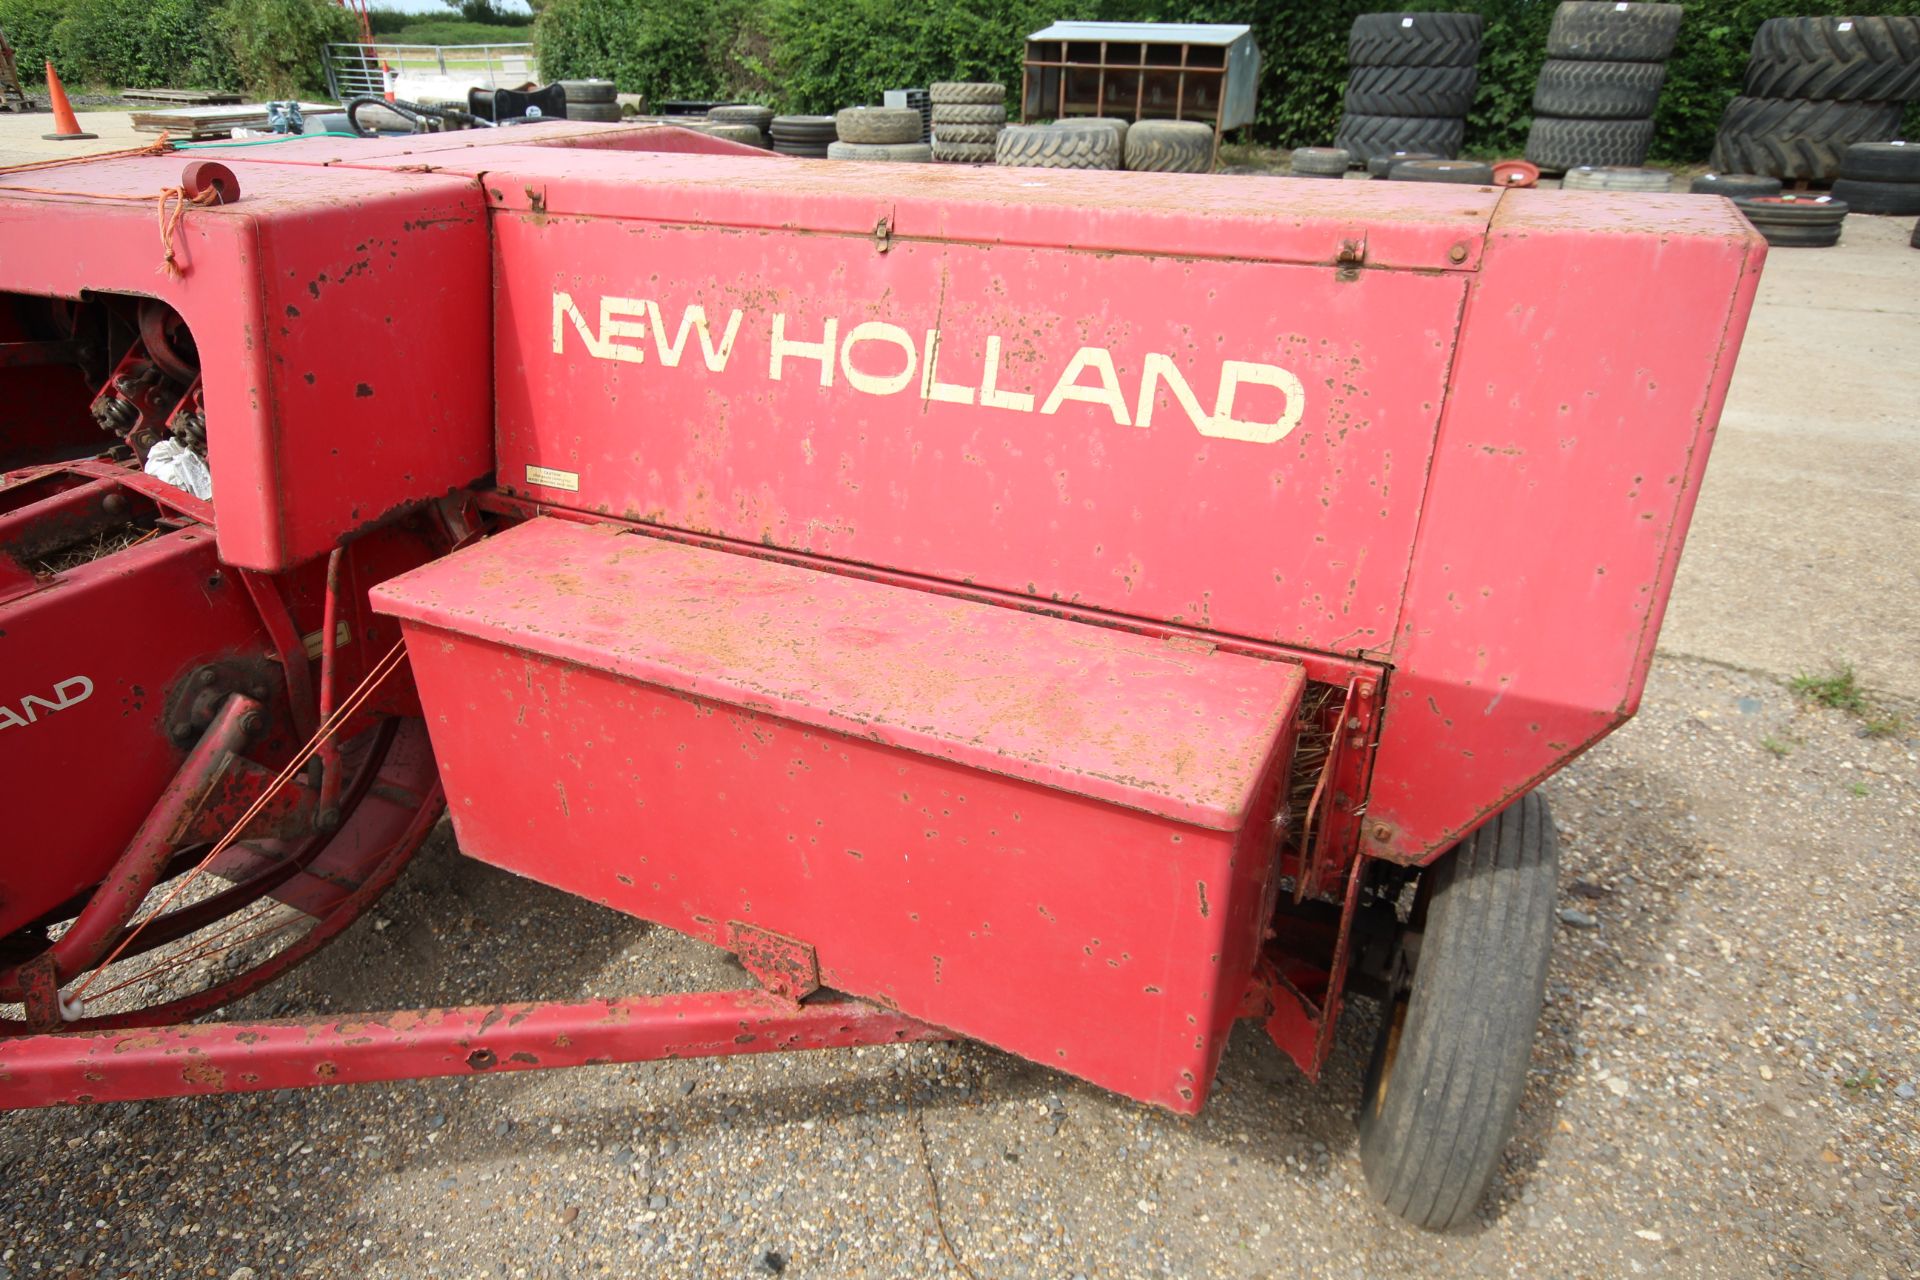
(1357, 790, 1559, 1230)
(0, 718, 443, 1034)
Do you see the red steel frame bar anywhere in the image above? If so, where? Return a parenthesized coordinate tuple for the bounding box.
(0, 992, 947, 1109)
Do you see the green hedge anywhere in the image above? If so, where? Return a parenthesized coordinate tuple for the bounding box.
(535, 0, 1920, 163)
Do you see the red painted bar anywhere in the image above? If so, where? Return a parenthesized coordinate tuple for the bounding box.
(0, 991, 945, 1110)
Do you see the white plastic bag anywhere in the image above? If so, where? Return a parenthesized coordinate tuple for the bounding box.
(144, 439, 213, 501)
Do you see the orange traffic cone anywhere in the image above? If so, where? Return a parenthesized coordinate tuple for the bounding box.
(42, 61, 97, 142)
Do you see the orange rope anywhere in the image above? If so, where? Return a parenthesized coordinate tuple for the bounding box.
(0, 133, 174, 177)
(71, 640, 409, 1004)
(156, 184, 219, 277)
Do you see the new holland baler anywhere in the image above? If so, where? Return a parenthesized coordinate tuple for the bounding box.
(0, 123, 1762, 1228)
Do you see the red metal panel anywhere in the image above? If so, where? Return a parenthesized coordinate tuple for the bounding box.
(373, 519, 1304, 1111)
(485, 189, 1473, 654)
(0, 157, 490, 570)
(0, 521, 266, 935)
(375, 519, 1298, 827)
(1370, 190, 1767, 863)
(0, 992, 942, 1110)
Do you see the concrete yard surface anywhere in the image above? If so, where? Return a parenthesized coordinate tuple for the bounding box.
(0, 110, 1916, 1278)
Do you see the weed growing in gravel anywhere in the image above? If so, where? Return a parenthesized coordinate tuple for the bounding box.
(1792, 664, 1868, 713)
(1848, 781, 1869, 798)
(1761, 736, 1793, 757)
(1861, 713, 1906, 739)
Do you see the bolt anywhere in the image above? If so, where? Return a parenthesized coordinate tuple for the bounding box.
(196, 668, 219, 686)
(316, 806, 342, 834)
(101, 493, 127, 516)
(1370, 823, 1393, 843)
(1448, 243, 1469, 264)
(1357, 681, 1375, 699)
(239, 710, 266, 738)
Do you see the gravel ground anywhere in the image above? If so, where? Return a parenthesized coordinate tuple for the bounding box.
(2, 656, 1913, 1279)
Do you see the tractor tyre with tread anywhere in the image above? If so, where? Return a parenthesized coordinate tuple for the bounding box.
(826, 141, 932, 163)
(1525, 115, 1654, 169)
(1742, 16, 1920, 102)
(1121, 120, 1214, 172)
(1710, 97, 1904, 182)
(1344, 65, 1478, 117)
(1531, 58, 1668, 119)
(835, 107, 923, 145)
(996, 123, 1121, 170)
(929, 82, 1005, 106)
(1544, 1, 1684, 61)
(1359, 791, 1559, 1231)
(1336, 114, 1465, 162)
(931, 103, 1007, 127)
(1348, 13, 1484, 68)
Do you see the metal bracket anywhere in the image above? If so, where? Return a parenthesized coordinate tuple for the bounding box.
(872, 214, 893, 254)
(727, 922, 821, 1003)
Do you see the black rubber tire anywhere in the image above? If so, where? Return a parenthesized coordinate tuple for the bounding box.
(1336, 113, 1465, 162)
(930, 103, 1007, 126)
(931, 140, 996, 163)
(1742, 16, 1920, 103)
(929, 82, 1005, 106)
(934, 123, 1001, 144)
(559, 79, 616, 105)
(1122, 119, 1214, 173)
(1710, 97, 1904, 182)
(699, 122, 767, 147)
(1840, 141, 1920, 183)
(772, 143, 830, 159)
(1911, 218, 1920, 249)
(770, 114, 837, 140)
(996, 123, 1122, 170)
(1367, 149, 1439, 177)
(708, 103, 774, 130)
(1751, 221, 1844, 247)
(1828, 177, 1920, 216)
(1348, 12, 1484, 69)
(1544, 1, 1684, 62)
(825, 140, 932, 163)
(1391, 158, 1495, 184)
(1290, 145, 1352, 176)
(1531, 58, 1667, 120)
(1076, 116, 1131, 150)
(1560, 164, 1670, 191)
(1344, 64, 1478, 117)
(1735, 194, 1849, 226)
(1525, 115, 1654, 169)
(835, 106, 923, 145)
(566, 102, 622, 123)
(1358, 791, 1559, 1231)
(1690, 172, 1782, 198)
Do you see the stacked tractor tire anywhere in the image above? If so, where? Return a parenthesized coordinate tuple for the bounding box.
(704, 104, 775, 148)
(991, 118, 1215, 172)
(1525, 2, 1684, 172)
(1711, 16, 1920, 182)
(1336, 12, 1484, 165)
(1831, 140, 1920, 215)
(930, 82, 1006, 164)
(769, 115, 837, 158)
(829, 106, 931, 163)
(558, 80, 618, 123)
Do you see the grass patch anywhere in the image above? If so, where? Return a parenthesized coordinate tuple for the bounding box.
(1790, 664, 1869, 715)
(1862, 714, 1906, 739)
(1760, 736, 1792, 758)
(1848, 781, 1869, 798)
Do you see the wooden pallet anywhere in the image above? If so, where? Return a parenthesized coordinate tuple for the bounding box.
(123, 88, 243, 106)
(130, 102, 331, 140)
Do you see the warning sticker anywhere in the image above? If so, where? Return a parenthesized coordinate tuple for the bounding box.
(526, 464, 580, 492)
